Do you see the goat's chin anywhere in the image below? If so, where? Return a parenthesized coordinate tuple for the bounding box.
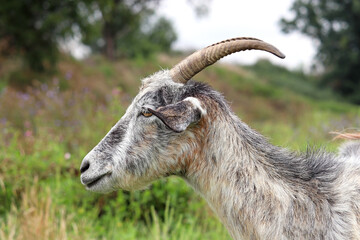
(113, 179, 153, 192)
(115, 183, 151, 192)
(85, 180, 116, 194)
(87, 186, 114, 194)
(86, 185, 114, 194)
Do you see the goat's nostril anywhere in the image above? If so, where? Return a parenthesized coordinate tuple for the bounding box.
(80, 161, 90, 174)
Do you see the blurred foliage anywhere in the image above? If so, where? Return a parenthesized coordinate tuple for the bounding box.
(245, 59, 336, 100)
(0, 0, 214, 87)
(0, 0, 91, 73)
(83, 0, 211, 59)
(82, 0, 174, 59)
(0, 0, 177, 71)
(83, 0, 177, 59)
(281, 0, 360, 104)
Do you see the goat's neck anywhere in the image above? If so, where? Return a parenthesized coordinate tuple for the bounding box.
(183, 116, 302, 239)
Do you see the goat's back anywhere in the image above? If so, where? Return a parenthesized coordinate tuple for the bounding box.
(339, 140, 360, 160)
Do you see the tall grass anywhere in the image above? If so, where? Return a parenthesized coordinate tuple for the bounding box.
(0, 178, 229, 240)
(0, 177, 87, 240)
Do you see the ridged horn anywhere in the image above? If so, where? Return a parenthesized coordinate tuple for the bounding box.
(170, 37, 285, 83)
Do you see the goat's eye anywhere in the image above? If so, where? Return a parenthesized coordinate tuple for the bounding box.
(141, 111, 153, 117)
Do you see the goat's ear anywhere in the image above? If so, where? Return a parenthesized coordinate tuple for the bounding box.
(148, 97, 205, 133)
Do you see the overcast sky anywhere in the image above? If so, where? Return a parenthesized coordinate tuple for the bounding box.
(158, 0, 316, 70)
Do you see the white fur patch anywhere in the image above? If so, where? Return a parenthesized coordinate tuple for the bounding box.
(184, 97, 207, 115)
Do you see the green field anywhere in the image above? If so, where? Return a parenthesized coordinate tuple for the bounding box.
(1, 55, 359, 240)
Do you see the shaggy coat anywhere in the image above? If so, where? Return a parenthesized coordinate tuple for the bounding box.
(80, 70, 360, 240)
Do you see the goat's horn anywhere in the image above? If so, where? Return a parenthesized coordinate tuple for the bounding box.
(170, 37, 285, 83)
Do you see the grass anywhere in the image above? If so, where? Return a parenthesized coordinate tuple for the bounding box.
(0, 54, 359, 239)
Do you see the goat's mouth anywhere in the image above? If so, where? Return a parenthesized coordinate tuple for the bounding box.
(82, 172, 111, 189)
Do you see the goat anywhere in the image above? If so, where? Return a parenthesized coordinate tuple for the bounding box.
(80, 37, 360, 239)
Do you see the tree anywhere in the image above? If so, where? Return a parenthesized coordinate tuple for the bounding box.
(116, 15, 177, 58)
(0, 0, 91, 72)
(82, 0, 178, 60)
(0, 0, 210, 77)
(280, 0, 360, 103)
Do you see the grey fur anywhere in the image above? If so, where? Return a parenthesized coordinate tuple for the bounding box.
(339, 141, 360, 158)
(80, 70, 360, 239)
